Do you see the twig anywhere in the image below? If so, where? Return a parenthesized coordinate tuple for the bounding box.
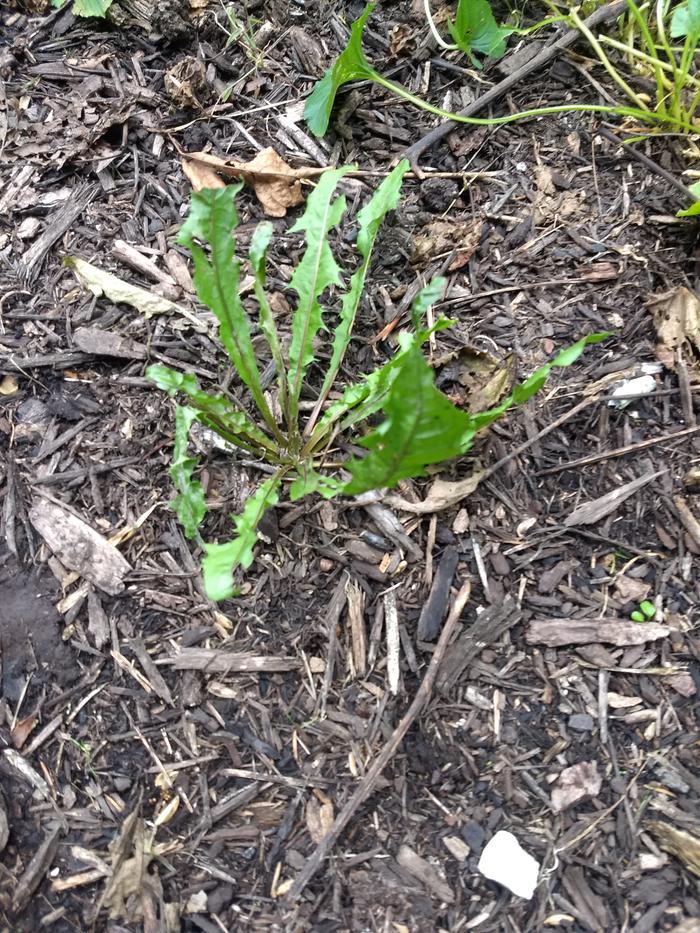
(401, 0, 627, 173)
(285, 580, 472, 902)
(482, 396, 599, 481)
(535, 424, 700, 476)
(596, 126, 697, 204)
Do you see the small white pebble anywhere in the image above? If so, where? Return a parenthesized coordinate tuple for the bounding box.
(477, 830, 540, 899)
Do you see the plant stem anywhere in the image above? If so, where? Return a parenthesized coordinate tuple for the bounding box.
(599, 34, 700, 88)
(568, 4, 651, 110)
(423, 0, 456, 51)
(370, 68, 689, 130)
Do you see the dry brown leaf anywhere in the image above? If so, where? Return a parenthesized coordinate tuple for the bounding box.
(305, 796, 334, 844)
(180, 147, 326, 217)
(11, 713, 37, 750)
(181, 157, 225, 191)
(648, 286, 700, 370)
(384, 470, 484, 514)
(412, 218, 483, 270)
(164, 57, 209, 108)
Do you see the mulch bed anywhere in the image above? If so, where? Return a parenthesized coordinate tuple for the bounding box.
(0, 1, 699, 931)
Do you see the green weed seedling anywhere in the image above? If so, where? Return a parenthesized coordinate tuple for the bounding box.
(423, 0, 513, 67)
(148, 163, 607, 600)
(304, 2, 697, 138)
(631, 600, 657, 623)
(678, 180, 700, 216)
(51, 0, 113, 15)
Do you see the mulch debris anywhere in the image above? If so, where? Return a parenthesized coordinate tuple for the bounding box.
(0, 1, 699, 930)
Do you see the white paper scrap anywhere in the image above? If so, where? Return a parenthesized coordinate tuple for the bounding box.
(477, 830, 540, 899)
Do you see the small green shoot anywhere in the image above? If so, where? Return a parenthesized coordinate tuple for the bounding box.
(678, 180, 700, 216)
(631, 600, 656, 623)
(51, 0, 113, 15)
(149, 166, 607, 600)
(423, 0, 513, 67)
(304, 3, 692, 138)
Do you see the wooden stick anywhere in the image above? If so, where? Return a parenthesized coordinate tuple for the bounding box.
(401, 0, 627, 172)
(285, 579, 471, 901)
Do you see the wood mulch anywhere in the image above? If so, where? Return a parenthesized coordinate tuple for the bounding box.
(0, 1, 698, 931)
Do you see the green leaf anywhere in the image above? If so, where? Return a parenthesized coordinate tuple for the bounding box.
(671, 0, 700, 38)
(448, 0, 512, 66)
(287, 167, 352, 425)
(308, 282, 450, 449)
(677, 181, 700, 216)
(71, 0, 113, 15)
(343, 332, 610, 495)
(315, 160, 410, 412)
(640, 600, 656, 619)
(304, 3, 376, 137)
(289, 466, 343, 501)
(343, 342, 473, 495)
(250, 222, 289, 420)
(630, 611, 646, 623)
(202, 476, 282, 601)
(146, 365, 276, 456)
(170, 405, 207, 539)
(177, 186, 278, 438)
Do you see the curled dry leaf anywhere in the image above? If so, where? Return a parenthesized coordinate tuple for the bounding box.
(648, 285, 700, 370)
(384, 470, 484, 515)
(411, 218, 483, 270)
(305, 795, 334, 844)
(180, 147, 326, 217)
(65, 257, 205, 332)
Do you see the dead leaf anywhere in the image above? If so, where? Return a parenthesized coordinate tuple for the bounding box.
(551, 761, 601, 813)
(164, 56, 209, 108)
(65, 257, 205, 332)
(412, 218, 483, 270)
(305, 796, 334, 844)
(180, 147, 326, 217)
(181, 156, 225, 191)
(11, 713, 37, 750)
(648, 286, 700, 370)
(385, 470, 484, 514)
(526, 618, 671, 647)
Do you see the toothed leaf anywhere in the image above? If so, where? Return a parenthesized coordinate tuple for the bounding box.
(177, 186, 276, 434)
(147, 365, 275, 454)
(202, 476, 282, 601)
(316, 160, 410, 410)
(287, 167, 352, 422)
(170, 405, 207, 538)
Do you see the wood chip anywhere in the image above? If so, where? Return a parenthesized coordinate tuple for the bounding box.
(29, 500, 131, 595)
(564, 469, 665, 526)
(526, 618, 671, 647)
(167, 648, 303, 673)
(396, 844, 455, 903)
